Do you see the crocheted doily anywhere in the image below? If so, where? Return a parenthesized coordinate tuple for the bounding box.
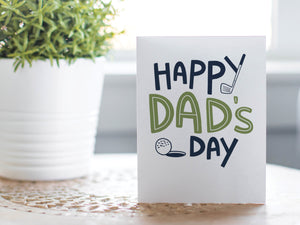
(0, 155, 252, 218)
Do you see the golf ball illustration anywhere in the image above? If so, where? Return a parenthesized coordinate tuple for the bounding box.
(155, 138, 172, 155)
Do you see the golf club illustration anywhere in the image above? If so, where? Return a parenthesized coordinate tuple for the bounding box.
(220, 54, 246, 94)
(155, 138, 186, 157)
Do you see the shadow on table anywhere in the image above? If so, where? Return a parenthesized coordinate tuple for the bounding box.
(136, 203, 264, 224)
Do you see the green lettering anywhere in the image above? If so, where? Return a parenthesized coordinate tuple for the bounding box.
(149, 94, 174, 133)
(207, 98, 232, 133)
(176, 92, 202, 133)
(234, 107, 253, 134)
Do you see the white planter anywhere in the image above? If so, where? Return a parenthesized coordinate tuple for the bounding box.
(0, 58, 104, 180)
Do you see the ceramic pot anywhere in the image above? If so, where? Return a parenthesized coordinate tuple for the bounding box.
(0, 58, 104, 180)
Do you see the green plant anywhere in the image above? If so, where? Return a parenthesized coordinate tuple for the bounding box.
(0, 0, 119, 71)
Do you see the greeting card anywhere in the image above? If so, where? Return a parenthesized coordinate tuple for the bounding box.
(137, 36, 266, 203)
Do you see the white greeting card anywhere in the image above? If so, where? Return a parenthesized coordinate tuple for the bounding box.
(137, 36, 266, 203)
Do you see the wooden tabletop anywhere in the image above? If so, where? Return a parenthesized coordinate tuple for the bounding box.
(0, 154, 299, 225)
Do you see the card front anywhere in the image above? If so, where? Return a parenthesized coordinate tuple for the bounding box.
(137, 36, 266, 203)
